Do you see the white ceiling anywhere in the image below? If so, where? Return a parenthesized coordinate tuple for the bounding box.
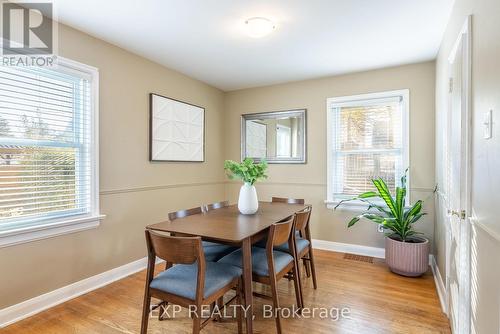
(53, 0, 454, 91)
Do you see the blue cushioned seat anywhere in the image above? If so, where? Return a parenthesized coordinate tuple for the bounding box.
(218, 247, 294, 277)
(202, 242, 238, 262)
(274, 237, 310, 254)
(149, 262, 242, 300)
(254, 231, 309, 254)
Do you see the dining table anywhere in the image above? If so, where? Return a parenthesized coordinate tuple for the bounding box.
(146, 201, 308, 334)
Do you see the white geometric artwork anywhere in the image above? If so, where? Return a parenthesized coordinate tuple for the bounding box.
(150, 93, 204, 162)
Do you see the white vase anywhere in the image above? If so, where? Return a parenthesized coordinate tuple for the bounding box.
(238, 182, 259, 214)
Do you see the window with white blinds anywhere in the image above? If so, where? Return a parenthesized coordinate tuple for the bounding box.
(326, 90, 409, 204)
(0, 58, 100, 237)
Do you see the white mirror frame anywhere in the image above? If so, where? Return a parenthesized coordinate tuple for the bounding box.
(241, 109, 307, 164)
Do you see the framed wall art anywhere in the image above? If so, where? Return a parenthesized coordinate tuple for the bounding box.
(149, 93, 205, 162)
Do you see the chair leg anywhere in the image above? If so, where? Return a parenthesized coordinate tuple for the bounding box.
(216, 296, 224, 321)
(269, 274, 282, 334)
(308, 247, 318, 289)
(291, 261, 304, 310)
(303, 257, 311, 277)
(158, 301, 168, 321)
(192, 306, 201, 334)
(236, 278, 244, 334)
(140, 293, 151, 334)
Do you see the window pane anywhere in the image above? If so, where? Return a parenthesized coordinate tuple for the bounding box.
(276, 125, 291, 157)
(337, 103, 402, 151)
(0, 66, 92, 227)
(334, 152, 401, 196)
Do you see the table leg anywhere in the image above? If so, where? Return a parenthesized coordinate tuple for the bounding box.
(242, 237, 253, 334)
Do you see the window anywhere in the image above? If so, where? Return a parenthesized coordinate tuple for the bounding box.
(326, 90, 409, 207)
(276, 124, 291, 157)
(0, 58, 101, 247)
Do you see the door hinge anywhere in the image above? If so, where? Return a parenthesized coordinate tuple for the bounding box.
(449, 77, 454, 93)
(448, 209, 466, 220)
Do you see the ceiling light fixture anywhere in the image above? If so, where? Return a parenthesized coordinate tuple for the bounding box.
(244, 17, 276, 38)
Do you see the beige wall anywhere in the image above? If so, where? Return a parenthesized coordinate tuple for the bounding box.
(224, 62, 436, 249)
(0, 21, 438, 313)
(434, 0, 500, 332)
(0, 23, 226, 308)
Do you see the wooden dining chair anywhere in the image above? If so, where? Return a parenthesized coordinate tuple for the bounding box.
(218, 216, 302, 334)
(141, 231, 244, 334)
(275, 206, 317, 289)
(168, 206, 204, 221)
(271, 197, 305, 205)
(203, 200, 229, 212)
(270, 197, 317, 289)
(168, 206, 237, 262)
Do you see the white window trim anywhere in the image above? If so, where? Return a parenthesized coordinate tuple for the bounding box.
(0, 57, 104, 248)
(325, 89, 410, 210)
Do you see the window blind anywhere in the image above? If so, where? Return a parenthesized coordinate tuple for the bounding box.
(0, 65, 93, 228)
(330, 96, 405, 199)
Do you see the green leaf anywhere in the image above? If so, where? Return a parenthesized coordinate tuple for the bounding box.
(358, 191, 378, 198)
(395, 186, 406, 219)
(348, 216, 360, 227)
(404, 200, 422, 221)
(372, 178, 397, 216)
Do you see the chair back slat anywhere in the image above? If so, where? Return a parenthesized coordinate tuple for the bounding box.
(268, 215, 295, 248)
(145, 230, 202, 265)
(204, 200, 229, 212)
(168, 206, 203, 221)
(294, 206, 312, 231)
(271, 197, 305, 205)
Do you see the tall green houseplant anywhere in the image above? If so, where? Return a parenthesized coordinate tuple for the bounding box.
(335, 170, 426, 242)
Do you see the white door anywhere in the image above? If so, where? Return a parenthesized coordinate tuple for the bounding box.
(446, 17, 471, 334)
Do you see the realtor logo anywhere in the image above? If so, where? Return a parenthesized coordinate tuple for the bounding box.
(1, 2, 53, 55)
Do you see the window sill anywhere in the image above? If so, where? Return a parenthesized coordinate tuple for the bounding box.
(0, 214, 106, 248)
(325, 199, 372, 212)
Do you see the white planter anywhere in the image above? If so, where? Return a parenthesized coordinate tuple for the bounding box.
(238, 182, 258, 214)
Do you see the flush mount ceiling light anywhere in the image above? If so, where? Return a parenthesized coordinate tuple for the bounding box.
(244, 17, 276, 38)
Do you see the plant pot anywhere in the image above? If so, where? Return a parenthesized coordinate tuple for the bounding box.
(238, 182, 258, 214)
(385, 236, 429, 277)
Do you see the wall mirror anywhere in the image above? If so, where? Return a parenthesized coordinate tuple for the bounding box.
(241, 109, 306, 164)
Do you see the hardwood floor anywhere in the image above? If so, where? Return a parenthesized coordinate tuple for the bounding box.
(1, 250, 450, 334)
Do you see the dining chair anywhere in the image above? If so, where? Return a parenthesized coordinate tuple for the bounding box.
(275, 206, 317, 289)
(141, 231, 244, 334)
(271, 197, 317, 289)
(218, 215, 302, 334)
(271, 197, 305, 205)
(168, 206, 237, 262)
(168, 206, 204, 221)
(203, 200, 229, 212)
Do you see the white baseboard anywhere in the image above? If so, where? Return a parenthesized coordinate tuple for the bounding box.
(0, 257, 162, 328)
(430, 254, 448, 315)
(312, 238, 434, 265)
(312, 239, 386, 258)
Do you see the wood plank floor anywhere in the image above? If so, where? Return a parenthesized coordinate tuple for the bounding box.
(1, 250, 450, 334)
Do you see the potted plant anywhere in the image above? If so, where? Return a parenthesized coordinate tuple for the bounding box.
(224, 158, 268, 214)
(335, 171, 429, 277)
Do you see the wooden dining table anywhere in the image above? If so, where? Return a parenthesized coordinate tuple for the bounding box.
(146, 201, 308, 334)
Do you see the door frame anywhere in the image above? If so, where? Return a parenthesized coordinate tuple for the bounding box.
(445, 15, 472, 334)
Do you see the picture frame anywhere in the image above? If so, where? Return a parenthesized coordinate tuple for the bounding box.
(149, 93, 205, 162)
